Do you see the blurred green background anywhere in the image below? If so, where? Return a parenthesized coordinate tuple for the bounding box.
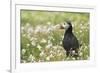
(20, 10, 90, 63)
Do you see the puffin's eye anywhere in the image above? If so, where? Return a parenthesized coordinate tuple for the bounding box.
(63, 22, 65, 25)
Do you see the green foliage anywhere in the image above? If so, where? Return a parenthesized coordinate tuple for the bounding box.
(20, 10, 90, 63)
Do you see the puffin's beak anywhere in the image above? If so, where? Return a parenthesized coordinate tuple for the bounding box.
(60, 25, 65, 29)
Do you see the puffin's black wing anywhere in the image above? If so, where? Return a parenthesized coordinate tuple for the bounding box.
(63, 33, 79, 55)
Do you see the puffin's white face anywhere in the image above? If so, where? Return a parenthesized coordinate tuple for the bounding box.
(61, 22, 70, 30)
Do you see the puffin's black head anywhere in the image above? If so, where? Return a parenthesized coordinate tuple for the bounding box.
(60, 21, 73, 33)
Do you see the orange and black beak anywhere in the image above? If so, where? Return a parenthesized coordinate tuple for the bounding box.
(60, 25, 65, 29)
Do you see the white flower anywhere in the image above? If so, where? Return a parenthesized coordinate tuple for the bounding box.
(42, 26, 48, 32)
(58, 53, 62, 56)
(21, 26, 24, 31)
(22, 34, 26, 37)
(37, 44, 42, 51)
(48, 36, 54, 40)
(47, 27, 52, 32)
(53, 46, 58, 49)
(79, 52, 82, 56)
(72, 57, 75, 60)
(26, 43, 30, 47)
(26, 23, 30, 26)
(48, 40, 51, 44)
(41, 39, 47, 43)
(40, 51, 44, 56)
(30, 37, 37, 41)
(32, 56, 35, 62)
(46, 56, 50, 60)
(27, 27, 33, 33)
(46, 43, 52, 49)
(72, 50, 75, 54)
(47, 21, 51, 25)
(60, 41, 62, 45)
(80, 30, 82, 33)
(31, 41, 36, 46)
(80, 26, 83, 29)
(61, 35, 64, 39)
(27, 34, 31, 39)
(57, 50, 60, 53)
(76, 32, 78, 34)
(28, 54, 35, 62)
(49, 54, 53, 58)
(34, 25, 47, 33)
(34, 25, 41, 33)
(22, 49, 26, 55)
(84, 46, 88, 49)
(50, 50, 53, 54)
(22, 60, 26, 63)
(80, 23, 83, 26)
(30, 37, 34, 41)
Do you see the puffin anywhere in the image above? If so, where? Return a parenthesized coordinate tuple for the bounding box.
(61, 21, 79, 59)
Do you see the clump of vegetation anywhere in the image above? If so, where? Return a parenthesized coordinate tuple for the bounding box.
(21, 10, 89, 63)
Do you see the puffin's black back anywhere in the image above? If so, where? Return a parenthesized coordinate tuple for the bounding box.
(62, 21, 79, 56)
